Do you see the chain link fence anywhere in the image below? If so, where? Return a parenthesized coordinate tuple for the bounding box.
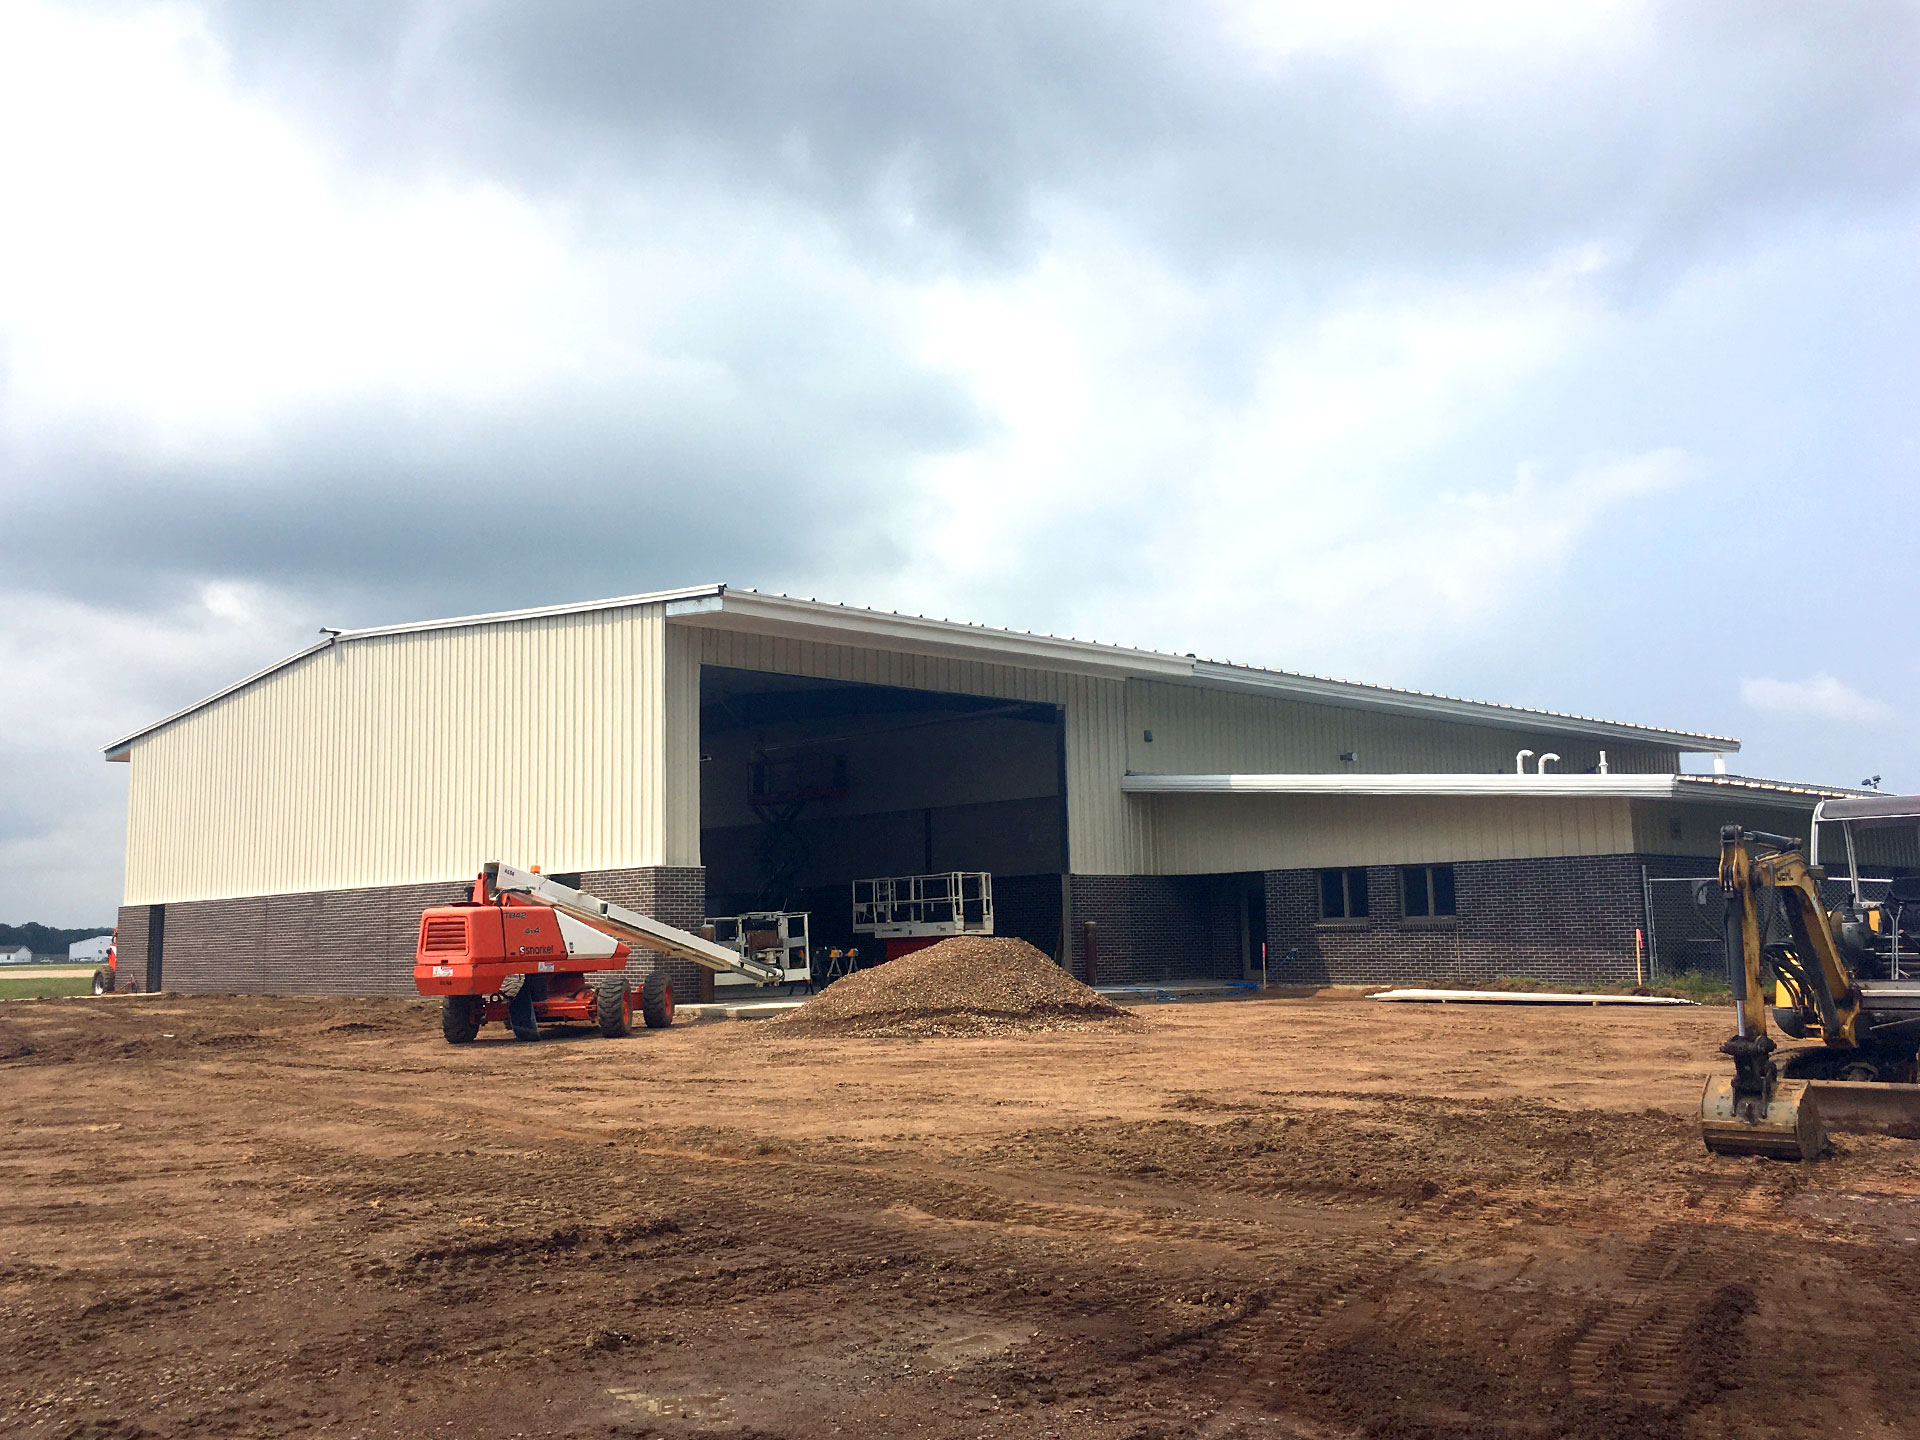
(1640, 868, 1893, 984)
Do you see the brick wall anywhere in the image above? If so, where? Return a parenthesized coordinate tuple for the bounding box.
(111, 867, 706, 997)
(112, 905, 151, 993)
(1067, 875, 1250, 985)
(1262, 854, 1648, 988)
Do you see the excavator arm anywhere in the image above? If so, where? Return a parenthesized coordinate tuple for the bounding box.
(1721, 827, 1860, 1049)
(1702, 827, 1850, 1159)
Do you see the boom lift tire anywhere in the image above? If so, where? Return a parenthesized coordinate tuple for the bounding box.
(593, 974, 632, 1038)
(640, 973, 674, 1029)
(441, 995, 482, 1044)
(91, 969, 110, 996)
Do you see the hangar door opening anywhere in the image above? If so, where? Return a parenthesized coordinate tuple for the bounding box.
(699, 666, 1067, 960)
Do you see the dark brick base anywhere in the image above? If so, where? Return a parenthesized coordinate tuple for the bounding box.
(115, 854, 1682, 997)
(113, 905, 151, 993)
(115, 866, 708, 998)
(1262, 854, 1648, 988)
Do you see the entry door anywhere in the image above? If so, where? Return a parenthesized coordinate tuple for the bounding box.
(1242, 884, 1268, 980)
(146, 905, 165, 992)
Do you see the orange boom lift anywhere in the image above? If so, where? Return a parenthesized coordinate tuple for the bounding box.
(414, 862, 786, 1044)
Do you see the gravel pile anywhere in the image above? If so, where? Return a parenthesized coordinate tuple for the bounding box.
(771, 936, 1142, 1039)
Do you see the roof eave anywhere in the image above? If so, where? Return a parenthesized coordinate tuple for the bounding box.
(101, 636, 340, 758)
(1188, 663, 1740, 752)
(666, 590, 1195, 680)
(101, 581, 1748, 761)
(101, 583, 728, 758)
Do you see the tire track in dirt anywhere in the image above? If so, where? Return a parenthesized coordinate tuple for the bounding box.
(1568, 1171, 1763, 1406)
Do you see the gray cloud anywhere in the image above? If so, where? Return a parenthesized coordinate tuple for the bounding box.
(4, 364, 979, 619)
(201, 1, 1920, 284)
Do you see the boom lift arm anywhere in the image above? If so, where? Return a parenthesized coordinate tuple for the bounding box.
(482, 864, 785, 984)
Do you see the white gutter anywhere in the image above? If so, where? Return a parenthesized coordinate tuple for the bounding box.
(1121, 772, 1678, 797)
(1120, 773, 1858, 801)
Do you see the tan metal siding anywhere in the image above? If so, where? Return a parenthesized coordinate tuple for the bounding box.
(692, 628, 1147, 873)
(1145, 793, 1637, 874)
(1625, 797, 1920, 864)
(123, 603, 675, 904)
(1125, 679, 1678, 778)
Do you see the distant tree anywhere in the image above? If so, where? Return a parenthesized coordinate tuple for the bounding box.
(0, 923, 113, 953)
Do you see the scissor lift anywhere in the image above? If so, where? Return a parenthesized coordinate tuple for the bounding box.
(852, 871, 993, 961)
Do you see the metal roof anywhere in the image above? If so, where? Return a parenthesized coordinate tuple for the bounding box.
(1812, 794, 1920, 824)
(105, 582, 1743, 757)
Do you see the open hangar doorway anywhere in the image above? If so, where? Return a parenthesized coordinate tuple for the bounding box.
(698, 666, 1067, 966)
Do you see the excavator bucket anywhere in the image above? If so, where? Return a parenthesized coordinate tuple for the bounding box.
(1801, 1081, 1920, 1141)
(1699, 1077, 1825, 1161)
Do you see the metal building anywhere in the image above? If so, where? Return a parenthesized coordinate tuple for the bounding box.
(104, 584, 1901, 995)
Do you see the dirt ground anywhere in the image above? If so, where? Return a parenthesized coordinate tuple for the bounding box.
(5, 992, 1920, 1440)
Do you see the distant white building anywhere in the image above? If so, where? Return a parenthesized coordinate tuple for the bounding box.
(0, 945, 32, 965)
(69, 936, 113, 965)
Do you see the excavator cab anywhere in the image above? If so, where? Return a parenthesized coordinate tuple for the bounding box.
(1813, 797, 1920, 963)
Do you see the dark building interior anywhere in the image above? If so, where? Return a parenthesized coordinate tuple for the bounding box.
(698, 666, 1068, 960)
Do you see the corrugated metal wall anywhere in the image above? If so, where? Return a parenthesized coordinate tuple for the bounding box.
(692, 628, 1149, 873)
(1145, 793, 1638, 873)
(124, 603, 677, 904)
(1125, 679, 1678, 777)
(122, 600, 1726, 904)
(1629, 798, 1919, 867)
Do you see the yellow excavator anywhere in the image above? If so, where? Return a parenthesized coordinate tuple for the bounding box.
(1701, 797, 1920, 1160)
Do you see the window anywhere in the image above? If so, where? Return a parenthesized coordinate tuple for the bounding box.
(1401, 864, 1457, 919)
(1318, 867, 1370, 920)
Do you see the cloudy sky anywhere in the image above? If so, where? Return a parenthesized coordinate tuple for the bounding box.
(4, 0, 1916, 924)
